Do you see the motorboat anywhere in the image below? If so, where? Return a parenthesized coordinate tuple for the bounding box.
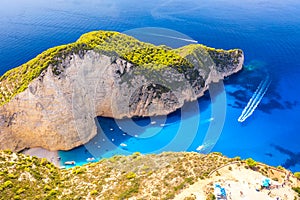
(86, 157, 95, 162)
(64, 161, 76, 165)
(120, 143, 127, 147)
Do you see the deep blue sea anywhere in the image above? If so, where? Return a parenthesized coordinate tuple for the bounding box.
(1, 0, 300, 171)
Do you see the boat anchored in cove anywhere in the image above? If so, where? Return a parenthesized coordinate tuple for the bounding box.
(64, 161, 76, 165)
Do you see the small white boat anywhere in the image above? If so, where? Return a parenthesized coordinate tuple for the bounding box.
(64, 161, 76, 165)
(151, 121, 156, 125)
(59, 166, 66, 169)
(160, 123, 174, 127)
(160, 123, 172, 127)
(196, 145, 205, 151)
(86, 157, 95, 162)
(201, 117, 214, 124)
(120, 143, 127, 147)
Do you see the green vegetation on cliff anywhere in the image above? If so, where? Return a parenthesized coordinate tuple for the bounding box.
(0, 30, 243, 106)
(245, 157, 258, 169)
(0, 151, 231, 199)
(175, 44, 242, 73)
(0, 150, 62, 199)
(1, 151, 299, 199)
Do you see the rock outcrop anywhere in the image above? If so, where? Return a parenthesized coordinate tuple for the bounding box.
(0, 31, 243, 151)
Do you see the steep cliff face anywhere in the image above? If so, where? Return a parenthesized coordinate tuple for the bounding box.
(0, 31, 243, 151)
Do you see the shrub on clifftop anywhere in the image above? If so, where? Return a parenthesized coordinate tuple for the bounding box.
(245, 158, 257, 169)
(294, 172, 300, 180)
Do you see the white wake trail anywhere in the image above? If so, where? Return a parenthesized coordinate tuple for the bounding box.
(238, 79, 265, 120)
(238, 76, 271, 122)
(146, 33, 198, 43)
(240, 80, 271, 121)
(239, 77, 270, 121)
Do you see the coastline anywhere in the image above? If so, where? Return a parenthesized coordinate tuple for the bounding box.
(22, 147, 60, 167)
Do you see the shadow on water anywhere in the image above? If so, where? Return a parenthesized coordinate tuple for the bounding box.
(95, 89, 213, 146)
(59, 117, 134, 167)
(59, 88, 215, 166)
(271, 144, 300, 169)
(225, 62, 298, 114)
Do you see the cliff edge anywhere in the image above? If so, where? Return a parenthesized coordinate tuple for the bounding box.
(0, 31, 244, 151)
(0, 151, 299, 199)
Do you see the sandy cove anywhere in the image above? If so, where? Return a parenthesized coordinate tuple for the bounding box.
(22, 147, 60, 167)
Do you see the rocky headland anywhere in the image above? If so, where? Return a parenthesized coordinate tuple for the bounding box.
(0, 31, 243, 151)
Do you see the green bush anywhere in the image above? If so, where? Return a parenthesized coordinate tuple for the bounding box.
(48, 189, 59, 196)
(245, 158, 257, 168)
(164, 192, 175, 200)
(126, 172, 136, 179)
(184, 196, 196, 200)
(44, 185, 52, 191)
(152, 191, 159, 196)
(292, 187, 300, 197)
(7, 173, 18, 179)
(118, 181, 139, 199)
(234, 156, 241, 161)
(90, 190, 98, 196)
(3, 150, 13, 155)
(212, 152, 223, 156)
(174, 182, 185, 192)
(31, 169, 42, 180)
(277, 166, 285, 170)
(2, 180, 13, 189)
(206, 193, 216, 200)
(40, 158, 49, 166)
(132, 152, 141, 159)
(294, 172, 300, 180)
(14, 195, 21, 200)
(16, 188, 26, 195)
(72, 166, 87, 175)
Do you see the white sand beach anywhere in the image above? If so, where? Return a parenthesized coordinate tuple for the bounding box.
(23, 147, 60, 167)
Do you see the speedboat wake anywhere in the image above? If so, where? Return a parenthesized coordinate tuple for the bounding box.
(238, 76, 271, 122)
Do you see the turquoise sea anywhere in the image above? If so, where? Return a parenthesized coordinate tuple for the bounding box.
(1, 0, 300, 171)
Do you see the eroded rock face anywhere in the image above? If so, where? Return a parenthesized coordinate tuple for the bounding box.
(0, 50, 243, 151)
